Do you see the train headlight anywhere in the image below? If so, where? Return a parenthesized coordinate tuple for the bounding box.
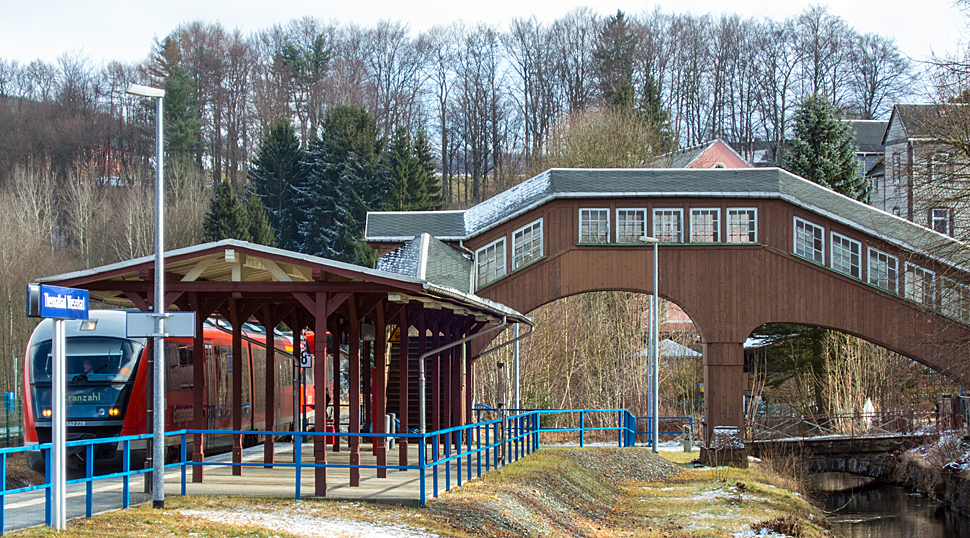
(42, 409, 52, 417)
(109, 408, 120, 416)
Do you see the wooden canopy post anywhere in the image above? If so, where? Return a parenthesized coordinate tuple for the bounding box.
(255, 304, 282, 467)
(228, 299, 244, 476)
(431, 321, 441, 434)
(332, 322, 341, 453)
(398, 307, 409, 467)
(374, 304, 387, 477)
(348, 296, 362, 486)
(313, 292, 330, 496)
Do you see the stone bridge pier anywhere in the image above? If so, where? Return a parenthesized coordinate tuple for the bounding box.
(749, 434, 937, 480)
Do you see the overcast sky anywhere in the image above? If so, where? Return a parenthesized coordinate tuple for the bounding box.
(1, 0, 966, 66)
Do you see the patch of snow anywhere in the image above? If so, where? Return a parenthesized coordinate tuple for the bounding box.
(179, 507, 439, 538)
(463, 173, 552, 234)
(376, 238, 424, 277)
(733, 528, 788, 537)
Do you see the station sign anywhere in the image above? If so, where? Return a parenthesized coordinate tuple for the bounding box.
(26, 284, 89, 320)
(126, 311, 197, 338)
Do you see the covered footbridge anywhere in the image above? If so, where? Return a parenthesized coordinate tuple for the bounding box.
(366, 167, 970, 444)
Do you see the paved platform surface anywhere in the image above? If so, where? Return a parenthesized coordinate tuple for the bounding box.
(177, 439, 483, 505)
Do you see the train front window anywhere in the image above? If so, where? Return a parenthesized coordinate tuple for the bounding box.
(29, 337, 142, 383)
(29, 337, 142, 421)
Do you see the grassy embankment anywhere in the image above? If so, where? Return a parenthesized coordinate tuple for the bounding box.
(9, 448, 830, 537)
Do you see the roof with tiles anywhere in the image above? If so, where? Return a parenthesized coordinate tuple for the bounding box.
(845, 119, 889, 153)
(366, 167, 970, 270)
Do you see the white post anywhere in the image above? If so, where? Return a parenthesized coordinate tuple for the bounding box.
(52, 319, 66, 529)
(128, 84, 167, 509)
(513, 324, 520, 410)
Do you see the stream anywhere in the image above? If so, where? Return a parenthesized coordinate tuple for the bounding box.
(812, 472, 970, 537)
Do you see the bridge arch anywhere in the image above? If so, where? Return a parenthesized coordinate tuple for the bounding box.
(367, 168, 970, 442)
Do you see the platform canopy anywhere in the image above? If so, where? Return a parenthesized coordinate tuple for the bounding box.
(35, 238, 529, 325)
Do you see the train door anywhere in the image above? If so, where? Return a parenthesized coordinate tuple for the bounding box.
(242, 344, 252, 429)
(204, 343, 216, 430)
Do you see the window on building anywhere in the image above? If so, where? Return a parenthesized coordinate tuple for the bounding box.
(931, 208, 951, 236)
(690, 208, 720, 243)
(512, 219, 543, 269)
(793, 217, 824, 264)
(868, 248, 898, 293)
(476, 237, 506, 288)
(653, 209, 684, 243)
(616, 209, 646, 243)
(830, 232, 861, 279)
(942, 277, 970, 323)
(892, 153, 901, 181)
(727, 208, 757, 243)
(905, 262, 936, 307)
(932, 153, 950, 182)
(579, 209, 609, 243)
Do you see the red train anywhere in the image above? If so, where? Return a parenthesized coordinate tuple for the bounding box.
(23, 310, 319, 472)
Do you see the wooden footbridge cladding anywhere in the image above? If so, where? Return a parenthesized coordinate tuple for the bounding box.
(366, 167, 970, 443)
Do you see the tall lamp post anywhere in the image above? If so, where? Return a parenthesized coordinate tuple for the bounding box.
(638, 235, 660, 453)
(126, 83, 167, 508)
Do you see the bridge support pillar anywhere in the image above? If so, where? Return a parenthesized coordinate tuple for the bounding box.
(702, 341, 746, 466)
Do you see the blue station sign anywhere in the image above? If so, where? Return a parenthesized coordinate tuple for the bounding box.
(26, 284, 90, 320)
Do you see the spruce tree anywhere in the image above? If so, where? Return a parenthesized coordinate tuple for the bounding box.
(164, 66, 204, 165)
(784, 93, 866, 200)
(203, 179, 251, 242)
(639, 75, 675, 154)
(245, 194, 276, 247)
(304, 106, 387, 264)
(249, 117, 306, 250)
(414, 129, 443, 210)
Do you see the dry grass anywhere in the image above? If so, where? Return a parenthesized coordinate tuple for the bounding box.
(6, 449, 830, 538)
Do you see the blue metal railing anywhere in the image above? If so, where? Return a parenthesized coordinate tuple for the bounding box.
(0, 407, 690, 533)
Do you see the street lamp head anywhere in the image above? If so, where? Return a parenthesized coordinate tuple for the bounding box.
(126, 84, 165, 98)
(638, 236, 660, 244)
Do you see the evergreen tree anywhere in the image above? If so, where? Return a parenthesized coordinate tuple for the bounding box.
(385, 126, 443, 212)
(639, 75, 676, 154)
(784, 93, 866, 200)
(249, 117, 306, 250)
(245, 194, 276, 247)
(163, 66, 204, 165)
(594, 10, 636, 106)
(304, 105, 387, 264)
(203, 179, 251, 242)
(414, 129, 443, 211)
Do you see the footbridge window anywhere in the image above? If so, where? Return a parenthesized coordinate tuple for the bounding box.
(727, 208, 757, 243)
(868, 247, 898, 293)
(690, 208, 720, 243)
(905, 263, 936, 307)
(654, 208, 684, 243)
(830, 232, 861, 279)
(794, 217, 824, 264)
(476, 237, 506, 288)
(942, 277, 970, 322)
(616, 208, 646, 243)
(512, 218, 543, 269)
(579, 208, 610, 243)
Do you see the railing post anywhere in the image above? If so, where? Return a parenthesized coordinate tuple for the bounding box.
(419, 432, 426, 506)
(44, 446, 51, 526)
(445, 438, 451, 493)
(294, 432, 302, 501)
(180, 433, 187, 496)
(580, 411, 585, 448)
(1, 451, 7, 533)
(433, 434, 439, 498)
(123, 440, 130, 509)
(86, 443, 94, 517)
